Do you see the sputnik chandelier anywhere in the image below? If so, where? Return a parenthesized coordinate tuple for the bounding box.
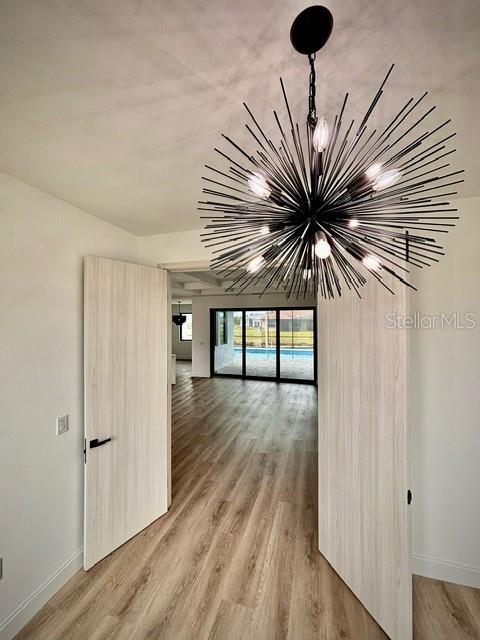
(198, 6, 463, 298)
(172, 300, 187, 326)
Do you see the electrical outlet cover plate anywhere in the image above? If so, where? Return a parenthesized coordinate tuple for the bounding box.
(56, 414, 69, 435)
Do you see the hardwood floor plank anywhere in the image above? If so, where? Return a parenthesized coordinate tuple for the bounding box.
(413, 576, 480, 640)
(207, 599, 253, 640)
(224, 452, 287, 608)
(248, 500, 297, 640)
(161, 530, 237, 640)
(88, 615, 133, 640)
(13, 363, 480, 640)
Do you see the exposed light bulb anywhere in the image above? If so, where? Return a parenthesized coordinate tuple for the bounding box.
(247, 255, 266, 273)
(248, 172, 271, 199)
(260, 225, 270, 235)
(313, 116, 329, 153)
(348, 218, 359, 229)
(372, 168, 402, 192)
(303, 268, 312, 280)
(314, 231, 332, 259)
(362, 254, 381, 271)
(365, 163, 383, 180)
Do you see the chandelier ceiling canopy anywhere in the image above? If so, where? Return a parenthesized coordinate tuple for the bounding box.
(199, 6, 463, 299)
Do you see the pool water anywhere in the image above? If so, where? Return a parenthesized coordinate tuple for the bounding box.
(234, 347, 313, 357)
(216, 347, 315, 380)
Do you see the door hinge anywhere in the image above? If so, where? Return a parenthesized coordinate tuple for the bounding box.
(407, 489, 412, 505)
(84, 438, 87, 464)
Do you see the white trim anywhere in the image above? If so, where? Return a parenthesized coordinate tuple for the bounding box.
(0, 547, 84, 640)
(413, 553, 480, 589)
(158, 260, 210, 272)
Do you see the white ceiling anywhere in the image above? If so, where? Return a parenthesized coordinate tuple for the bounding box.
(170, 268, 319, 298)
(0, 0, 478, 235)
(171, 269, 232, 298)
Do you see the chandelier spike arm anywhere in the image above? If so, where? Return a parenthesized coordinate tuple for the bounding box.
(244, 104, 306, 202)
(317, 114, 340, 185)
(320, 118, 358, 196)
(321, 124, 379, 201)
(243, 103, 274, 150)
(384, 105, 439, 152)
(400, 147, 456, 174)
(377, 93, 427, 144)
(296, 122, 311, 188)
(244, 124, 271, 156)
(399, 133, 456, 169)
(385, 124, 455, 170)
(322, 92, 433, 199)
(279, 79, 312, 196)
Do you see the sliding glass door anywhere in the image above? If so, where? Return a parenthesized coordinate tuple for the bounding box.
(279, 309, 315, 381)
(211, 307, 316, 384)
(245, 310, 277, 378)
(212, 310, 243, 375)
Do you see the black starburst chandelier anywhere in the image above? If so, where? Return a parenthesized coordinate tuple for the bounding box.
(198, 6, 463, 298)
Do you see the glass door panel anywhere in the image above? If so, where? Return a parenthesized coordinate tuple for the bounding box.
(245, 310, 277, 378)
(279, 309, 315, 381)
(213, 310, 243, 375)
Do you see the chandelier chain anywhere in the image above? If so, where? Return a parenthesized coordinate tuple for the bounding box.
(308, 53, 317, 126)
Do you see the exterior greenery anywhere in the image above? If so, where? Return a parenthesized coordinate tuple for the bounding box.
(234, 327, 314, 348)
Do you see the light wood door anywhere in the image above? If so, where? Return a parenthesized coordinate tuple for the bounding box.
(318, 279, 411, 639)
(84, 256, 171, 570)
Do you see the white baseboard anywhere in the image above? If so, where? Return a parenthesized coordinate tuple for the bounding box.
(0, 547, 84, 640)
(413, 553, 480, 589)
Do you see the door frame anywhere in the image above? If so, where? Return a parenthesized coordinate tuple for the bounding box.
(209, 306, 317, 385)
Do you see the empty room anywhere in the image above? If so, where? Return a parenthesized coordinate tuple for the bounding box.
(1, 1, 479, 639)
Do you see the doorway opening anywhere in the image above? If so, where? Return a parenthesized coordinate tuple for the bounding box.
(210, 307, 316, 384)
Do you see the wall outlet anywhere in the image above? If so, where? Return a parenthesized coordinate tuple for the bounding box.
(56, 414, 69, 435)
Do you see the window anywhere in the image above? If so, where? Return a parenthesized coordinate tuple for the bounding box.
(180, 313, 192, 341)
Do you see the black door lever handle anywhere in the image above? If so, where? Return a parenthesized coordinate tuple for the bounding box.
(89, 437, 112, 449)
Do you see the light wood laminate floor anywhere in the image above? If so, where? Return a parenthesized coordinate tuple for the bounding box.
(15, 363, 480, 639)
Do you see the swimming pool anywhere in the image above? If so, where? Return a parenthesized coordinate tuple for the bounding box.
(214, 347, 315, 379)
(234, 347, 314, 357)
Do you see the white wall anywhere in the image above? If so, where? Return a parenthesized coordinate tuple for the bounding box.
(140, 228, 211, 267)
(0, 172, 139, 639)
(172, 304, 192, 360)
(409, 196, 480, 588)
(192, 293, 315, 377)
